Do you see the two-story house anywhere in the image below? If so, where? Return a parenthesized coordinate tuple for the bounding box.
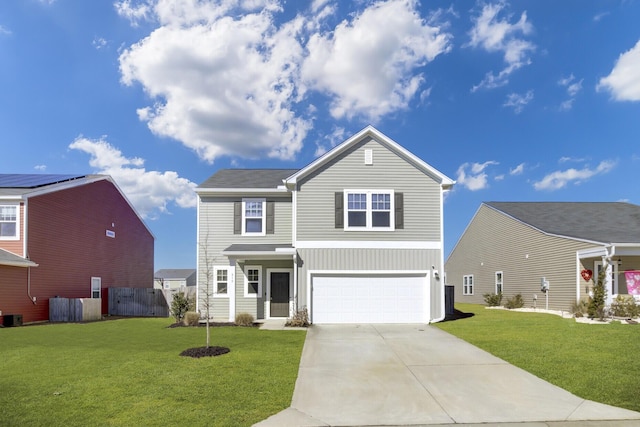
(195, 126, 454, 324)
(0, 174, 154, 324)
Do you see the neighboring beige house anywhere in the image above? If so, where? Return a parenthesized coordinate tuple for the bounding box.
(196, 126, 455, 324)
(154, 269, 196, 290)
(445, 202, 640, 311)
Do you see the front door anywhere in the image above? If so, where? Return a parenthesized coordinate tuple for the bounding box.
(270, 272, 290, 317)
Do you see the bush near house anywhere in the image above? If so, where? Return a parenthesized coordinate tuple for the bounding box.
(504, 293, 524, 309)
(483, 292, 503, 307)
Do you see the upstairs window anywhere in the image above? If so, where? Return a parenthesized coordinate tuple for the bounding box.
(243, 199, 265, 235)
(0, 204, 18, 240)
(344, 190, 394, 231)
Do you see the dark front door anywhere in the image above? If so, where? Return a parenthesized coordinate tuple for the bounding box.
(270, 272, 290, 317)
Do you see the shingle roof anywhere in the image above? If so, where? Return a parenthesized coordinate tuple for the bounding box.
(0, 174, 85, 188)
(198, 169, 298, 189)
(485, 202, 640, 244)
(154, 269, 196, 279)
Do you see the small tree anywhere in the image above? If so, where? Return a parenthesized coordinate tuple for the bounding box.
(588, 265, 608, 320)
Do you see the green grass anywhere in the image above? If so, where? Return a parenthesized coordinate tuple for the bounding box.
(0, 318, 306, 427)
(436, 303, 640, 412)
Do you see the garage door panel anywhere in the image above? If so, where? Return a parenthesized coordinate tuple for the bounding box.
(312, 274, 427, 324)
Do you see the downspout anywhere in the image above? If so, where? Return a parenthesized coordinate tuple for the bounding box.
(24, 199, 36, 305)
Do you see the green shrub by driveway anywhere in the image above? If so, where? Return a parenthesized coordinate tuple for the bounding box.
(436, 304, 640, 413)
(0, 318, 305, 426)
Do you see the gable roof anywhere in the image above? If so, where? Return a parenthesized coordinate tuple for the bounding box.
(284, 125, 455, 188)
(154, 269, 196, 280)
(197, 169, 298, 191)
(485, 201, 640, 244)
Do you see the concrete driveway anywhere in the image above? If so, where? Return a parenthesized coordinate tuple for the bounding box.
(255, 324, 640, 426)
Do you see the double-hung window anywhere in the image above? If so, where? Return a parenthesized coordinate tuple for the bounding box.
(495, 271, 503, 294)
(243, 198, 265, 235)
(244, 266, 262, 298)
(0, 204, 19, 240)
(463, 275, 474, 295)
(344, 190, 394, 230)
(214, 267, 231, 297)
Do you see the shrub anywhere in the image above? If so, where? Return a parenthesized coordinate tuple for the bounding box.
(285, 308, 310, 327)
(183, 311, 200, 326)
(504, 293, 524, 309)
(610, 295, 639, 318)
(171, 292, 194, 322)
(483, 292, 503, 307)
(235, 312, 255, 326)
(570, 299, 589, 318)
(588, 268, 607, 320)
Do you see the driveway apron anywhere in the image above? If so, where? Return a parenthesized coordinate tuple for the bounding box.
(255, 324, 640, 426)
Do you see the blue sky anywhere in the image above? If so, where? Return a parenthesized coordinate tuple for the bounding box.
(1, 0, 639, 271)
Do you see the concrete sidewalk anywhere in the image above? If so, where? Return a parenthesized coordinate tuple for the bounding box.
(255, 324, 640, 426)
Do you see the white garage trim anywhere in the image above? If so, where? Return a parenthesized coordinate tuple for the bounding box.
(307, 270, 430, 324)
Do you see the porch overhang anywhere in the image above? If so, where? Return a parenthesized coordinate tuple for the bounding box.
(0, 248, 38, 268)
(222, 244, 296, 261)
(577, 243, 640, 259)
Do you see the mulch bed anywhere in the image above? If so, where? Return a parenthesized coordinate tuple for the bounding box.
(180, 346, 231, 358)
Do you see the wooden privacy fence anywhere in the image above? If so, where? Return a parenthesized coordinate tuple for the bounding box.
(109, 288, 169, 317)
(50, 297, 102, 322)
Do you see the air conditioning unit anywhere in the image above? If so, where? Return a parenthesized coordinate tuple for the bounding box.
(3, 314, 23, 327)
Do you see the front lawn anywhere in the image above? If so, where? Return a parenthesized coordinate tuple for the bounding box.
(0, 318, 306, 426)
(436, 303, 640, 412)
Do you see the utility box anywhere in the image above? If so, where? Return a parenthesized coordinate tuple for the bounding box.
(3, 314, 23, 327)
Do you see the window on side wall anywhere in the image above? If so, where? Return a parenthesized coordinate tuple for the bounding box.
(91, 277, 101, 299)
(214, 267, 230, 297)
(0, 204, 19, 240)
(463, 275, 474, 295)
(344, 190, 394, 230)
(495, 271, 503, 294)
(243, 198, 265, 235)
(244, 266, 262, 298)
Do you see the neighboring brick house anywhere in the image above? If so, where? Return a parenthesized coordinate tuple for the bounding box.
(0, 174, 154, 324)
(196, 126, 455, 324)
(445, 202, 640, 311)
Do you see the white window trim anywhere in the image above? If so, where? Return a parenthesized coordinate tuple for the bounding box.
(242, 198, 266, 236)
(495, 271, 503, 294)
(0, 203, 20, 241)
(344, 189, 395, 231)
(213, 266, 232, 298)
(463, 274, 474, 296)
(244, 265, 263, 298)
(91, 277, 101, 299)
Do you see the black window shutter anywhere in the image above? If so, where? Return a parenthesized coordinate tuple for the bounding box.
(335, 192, 344, 229)
(234, 202, 241, 234)
(395, 192, 404, 229)
(266, 201, 275, 234)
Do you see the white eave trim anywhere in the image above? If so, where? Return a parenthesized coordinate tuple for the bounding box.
(295, 240, 441, 250)
(195, 187, 289, 195)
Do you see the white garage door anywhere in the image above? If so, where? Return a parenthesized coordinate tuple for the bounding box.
(312, 274, 428, 323)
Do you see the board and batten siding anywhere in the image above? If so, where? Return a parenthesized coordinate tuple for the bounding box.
(197, 195, 292, 321)
(445, 205, 597, 311)
(297, 248, 441, 313)
(295, 136, 442, 242)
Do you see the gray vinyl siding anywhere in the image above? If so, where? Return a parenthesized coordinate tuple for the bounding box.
(235, 259, 293, 320)
(445, 205, 597, 311)
(197, 195, 292, 321)
(296, 136, 442, 241)
(297, 248, 443, 320)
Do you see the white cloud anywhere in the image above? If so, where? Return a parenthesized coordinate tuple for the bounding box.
(302, 0, 452, 122)
(69, 136, 196, 219)
(558, 74, 583, 111)
(314, 126, 346, 157)
(510, 162, 524, 175)
(468, 2, 535, 91)
(117, 1, 451, 164)
(456, 160, 499, 191)
(533, 160, 616, 191)
(92, 37, 108, 50)
(593, 11, 610, 22)
(503, 90, 533, 113)
(34, 164, 47, 171)
(0, 25, 11, 36)
(597, 39, 640, 101)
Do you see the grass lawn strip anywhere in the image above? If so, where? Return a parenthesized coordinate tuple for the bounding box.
(435, 303, 640, 413)
(0, 318, 306, 427)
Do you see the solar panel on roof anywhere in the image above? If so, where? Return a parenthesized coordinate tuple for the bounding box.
(0, 174, 85, 188)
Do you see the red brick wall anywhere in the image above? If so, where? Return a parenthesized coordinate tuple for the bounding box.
(17, 179, 154, 322)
